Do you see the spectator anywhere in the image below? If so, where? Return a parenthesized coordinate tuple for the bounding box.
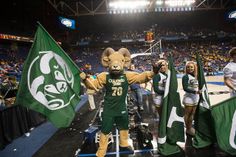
(128, 64, 144, 111)
(86, 71, 96, 111)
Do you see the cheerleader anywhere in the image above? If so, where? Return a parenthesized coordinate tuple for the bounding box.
(182, 61, 200, 136)
(152, 60, 168, 117)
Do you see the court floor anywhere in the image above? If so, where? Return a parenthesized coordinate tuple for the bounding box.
(143, 75, 230, 106)
(180, 75, 229, 106)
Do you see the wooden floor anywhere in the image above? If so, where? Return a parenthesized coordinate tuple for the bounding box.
(181, 75, 229, 105)
(143, 75, 230, 106)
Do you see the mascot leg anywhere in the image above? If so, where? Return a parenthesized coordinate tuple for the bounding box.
(119, 130, 134, 153)
(96, 132, 109, 157)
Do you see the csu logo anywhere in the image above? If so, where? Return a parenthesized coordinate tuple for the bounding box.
(28, 51, 74, 110)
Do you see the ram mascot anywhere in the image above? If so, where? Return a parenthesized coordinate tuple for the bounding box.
(81, 47, 154, 157)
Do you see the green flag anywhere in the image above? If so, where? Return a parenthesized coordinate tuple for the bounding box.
(211, 96, 236, 155)
(15, 23, 81, 128)
(158, 56, 185, 156)
(193, 54, 215, 148)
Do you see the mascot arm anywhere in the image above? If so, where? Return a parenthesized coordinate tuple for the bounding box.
(84, 72, 107, 90)
(126, 71, 154, 84)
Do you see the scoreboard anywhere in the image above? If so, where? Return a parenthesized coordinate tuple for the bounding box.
(145, 31, 154, 43)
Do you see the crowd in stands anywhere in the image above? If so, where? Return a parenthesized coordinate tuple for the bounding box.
(0, 45, 25, 108)
(0, 59, 23, 82)
(0, 40, 233, 85)
(73, 40, 233, 75)
(0, 26, 235, 108)
(76, 25, 235, 43)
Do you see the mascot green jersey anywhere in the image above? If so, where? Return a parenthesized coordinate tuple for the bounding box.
(81, 47, 154, 157)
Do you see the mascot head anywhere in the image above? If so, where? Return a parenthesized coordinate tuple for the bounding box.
(101, 47, 131, 75)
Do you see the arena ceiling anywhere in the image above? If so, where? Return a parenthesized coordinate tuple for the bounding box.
(47, 0, 234, 16)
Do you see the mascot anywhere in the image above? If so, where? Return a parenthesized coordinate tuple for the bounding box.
(81, 47, 154, 157)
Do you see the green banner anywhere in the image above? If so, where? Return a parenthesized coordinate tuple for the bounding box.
(193, 53, 215, 148)
(211, 96, 236, 155)
(15, 23, 81, 128)
(158, 56, 185, 156)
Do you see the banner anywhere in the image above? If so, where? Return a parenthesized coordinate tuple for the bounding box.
(193, 54, 215, 148)
(211, 97, 236, 155)
(158, 56, 185, 155)
(15, 23, 81, 128)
